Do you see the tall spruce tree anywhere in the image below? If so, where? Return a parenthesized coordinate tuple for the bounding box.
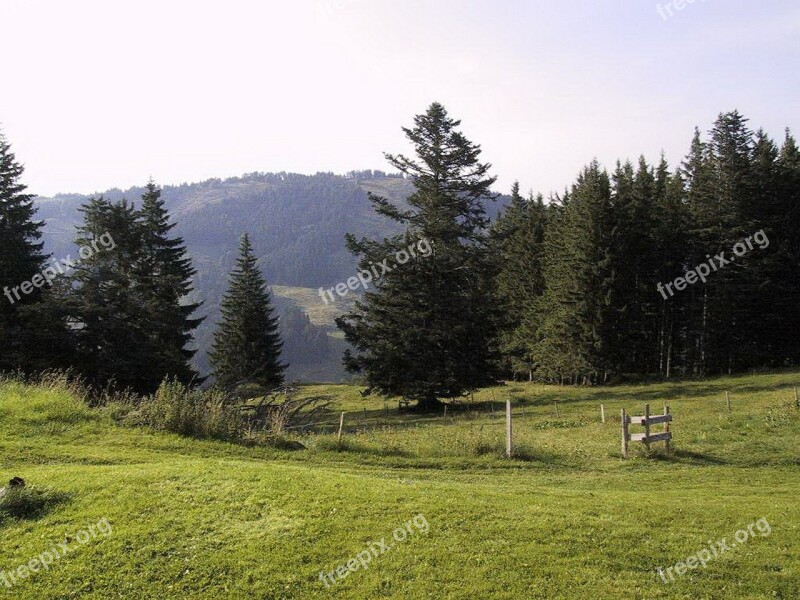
(608, 157, 662, 375)
(0, 133, 48, 372)
(653, 160, 690, 378)
(491, 182, 548, 380)
(209, 233, 286, 391)
(534, 162, 614, 384)
(336, 103, 499, 410)
(774, 131, 800, 364)
(136, 181, 203, 388)
(681, 127, 718, 374)
(68, 196, 157, 391)
(684, 113, 756, 374)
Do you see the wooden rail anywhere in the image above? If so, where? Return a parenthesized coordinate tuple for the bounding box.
(621, 403, 671, 458)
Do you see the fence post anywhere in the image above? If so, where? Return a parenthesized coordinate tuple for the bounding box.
(505, 399, 512, 458)
(795, 387, 799, 410)
(443, 405, 448, 419)
(726, 391, 731, 412)
(644, 404, 651, 452)
(337, 412, 345, 443)
(600, 404, 605, 424)
(664, 404, 671, 454)
(554, 401, 560, 418)
(621, 408, 629, 458)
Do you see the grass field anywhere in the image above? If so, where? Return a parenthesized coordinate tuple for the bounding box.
(1, 372, 799, 599)
(271, 285, 353, 338)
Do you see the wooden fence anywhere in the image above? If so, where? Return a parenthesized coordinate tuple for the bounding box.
(621, 403, 672, 458)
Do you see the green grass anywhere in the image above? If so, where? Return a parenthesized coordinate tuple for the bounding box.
(1, 372, 799, 598)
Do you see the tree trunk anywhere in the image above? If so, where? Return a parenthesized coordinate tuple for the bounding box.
(415, 394, 444, 412)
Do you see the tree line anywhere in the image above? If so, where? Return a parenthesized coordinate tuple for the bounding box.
(338, 105, 800, 407)
(0, 137, 285, 395)
(491, 112, 800, 384)
(2, 103, 798, 406)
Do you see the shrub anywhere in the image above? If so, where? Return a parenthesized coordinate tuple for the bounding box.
(131, 381, 241, 440)
(240, 387, 332, 436)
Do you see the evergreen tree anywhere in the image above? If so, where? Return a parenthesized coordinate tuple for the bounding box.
(135, 181, 203, 388)
(741, 130, 782, 366)
(0, 133, 48, 372)
(653, 161, 690, 378)
(681, 126, 717, 374)
(67, 197, 156, 391)
(685, 112, 756, 374)
(534, 162, 614, 384)
(774, 131, 800, 365)
(740, 129, 800, 367)
(491, 182, 548, 380)
(209, 234, 286, 391)
(337, 103, 499, 410)
(49, 185, 202, 393)
(608, 157, 662, 375)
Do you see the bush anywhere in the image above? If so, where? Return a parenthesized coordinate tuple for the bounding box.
(0, 486, 69, 525)
(130, 381, 241, 440)
(240, 387, 332, 436)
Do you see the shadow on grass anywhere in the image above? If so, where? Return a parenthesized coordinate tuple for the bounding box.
(648, 448, 729, 465)
(509, 446, 570, 465)
(473, 442, 574, 466)
(500, 370, 800, 408)
(241, 436, 307, 451)
(313, 437, 414, 458)
(0, 486, 71, 526)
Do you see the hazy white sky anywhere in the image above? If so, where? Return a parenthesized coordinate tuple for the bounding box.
(2, 0, 798, 197)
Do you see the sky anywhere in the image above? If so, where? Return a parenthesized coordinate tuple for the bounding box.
(1, 0, 799, 198)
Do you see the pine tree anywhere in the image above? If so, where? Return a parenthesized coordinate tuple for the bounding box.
(762, 130, 800, 365)
(135, 181, 203, 388)
(653, 160, 690, 378)
(681, 126, 718, 374)
(0, 132, 48, 372)
(67, 196, 156, 391)
(686, 112, 756, 374)
(209, 234, 286, 391)
(336, 102, 500, 410)
(491, 183, 548, 380)
(608, 157, 662, 375)
(534, 162, 615, 384)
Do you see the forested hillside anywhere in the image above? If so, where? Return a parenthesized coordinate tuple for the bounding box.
(32, 171, 505, 381)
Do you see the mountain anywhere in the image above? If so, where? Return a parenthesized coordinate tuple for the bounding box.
(34, 170, 509, 382)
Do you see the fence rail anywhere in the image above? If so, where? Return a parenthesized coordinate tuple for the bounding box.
(622, 403, 671, 458)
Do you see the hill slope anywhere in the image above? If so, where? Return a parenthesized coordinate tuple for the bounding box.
(1, 372, 798, 598)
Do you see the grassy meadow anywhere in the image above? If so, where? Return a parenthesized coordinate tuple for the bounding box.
(1, 371, 799, 598)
